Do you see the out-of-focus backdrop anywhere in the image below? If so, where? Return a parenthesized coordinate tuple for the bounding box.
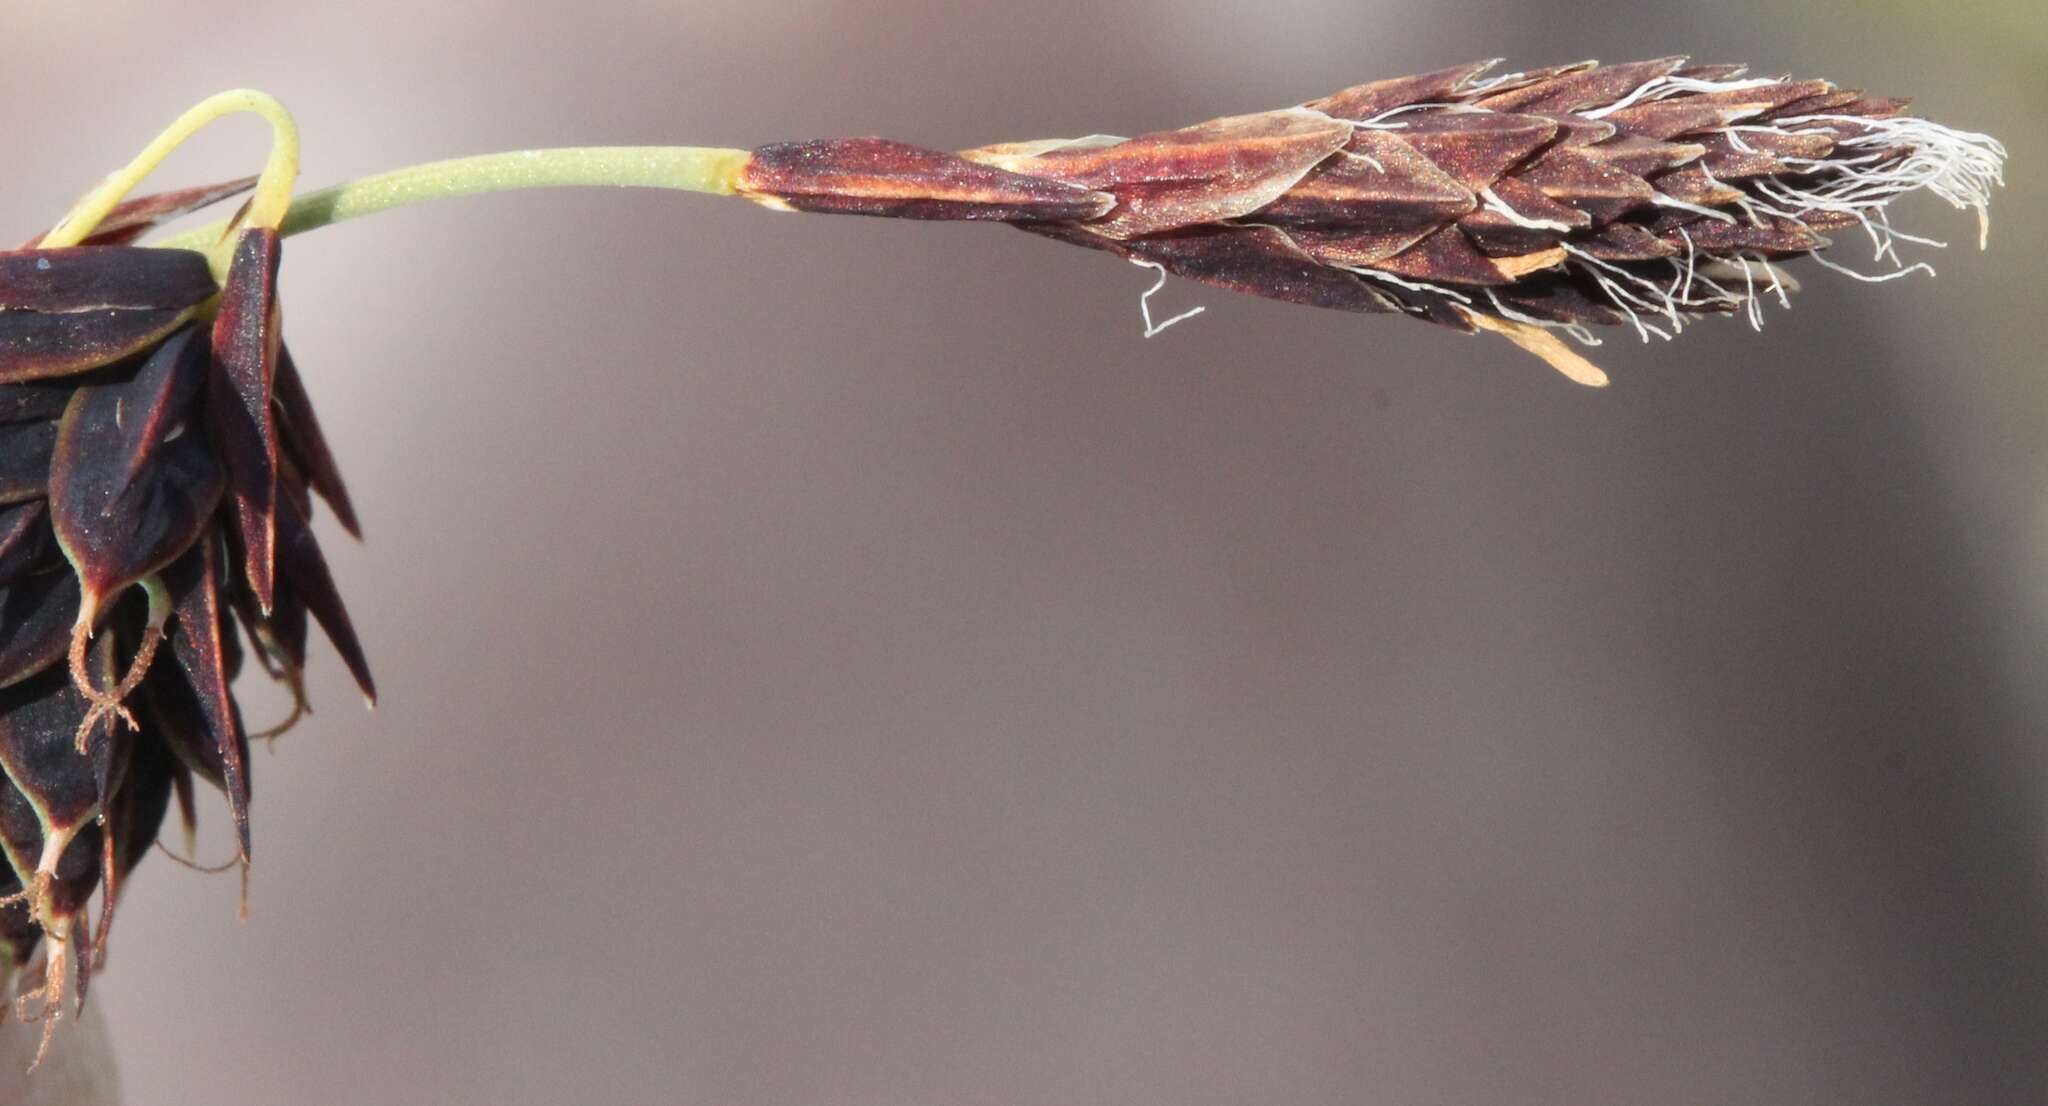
(3, 2, 2044, 1103)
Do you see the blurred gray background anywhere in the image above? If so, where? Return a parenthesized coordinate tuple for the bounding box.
(3, 1, 2045, 1103)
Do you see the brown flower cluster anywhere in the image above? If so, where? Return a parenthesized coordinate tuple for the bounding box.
(736, 57, 2005, 384)
(0, 180, 370, 1061)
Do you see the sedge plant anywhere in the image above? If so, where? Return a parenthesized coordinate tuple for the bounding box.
(0, 57, 2006, 1072)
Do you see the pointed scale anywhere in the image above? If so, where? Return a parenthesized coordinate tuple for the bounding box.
(279, 457, 315, 523)
(1250, 131, 1476, 229)
(1695, 130, 1836, 179)
(91, 720, 176, 971)
(50, 324, 224, 622)
(1463, 60, 1597, 99)
(1605, 99, 1766, 141)
(223, 513, 308, 683)
(1368, 225, 1526, 286)
(0, 636, 118, 866)
(22, 178, 257, 249)
(1390, 112, 1560, 191)
(1585, 136, 1707, 178)
(1841, 94, 1913, 118)
(740, 139, 1114, 222)
(1304, 60, 1501, 120)
(1474, 57, 1689, 114)
(0, 765, 106, 962)
(72, 812, 102, 1004)
(1769, 90, 1865, 120)
(1458, 176, 1589, 256)
(0, 872, 37, 969)
(0, 770, 105, 978)
(1283, 221, 1446, 269)
(0, 783, 47, 898)
(0, 247, 218, 385)
(995, 108, 1354, 239)
(110, 730, 174, 879)
(48, 823, 101, 921)
(1518, 144, 1658, 224)
(0, 500, 55, 587)
(0, 572, 82, 689)
(0, 782, 43, 896)
(275, 491, 375, 704)
(1666, 216, 1824, 257)
(0, 307, 202, 386)
(1036, 224, 1404, 315)
(1362, 281, 1479, 333)
(160, 539, 251, 861)
(0, 382, 75, 424)
(0, 420, 56, 505)
(1575, 222, 1680, 262)
(1684, 79, 1836, 117)
(141, 654, 237, 791)
(1676, 63, 1750, 82)
(207, 228, 283, 612)
(167, 756, 196, 855)
(256, 585, 309, 677)
(0, 248, 216, 313)
(1654, 165, 1746, 209)
(275, 346, 360, 538)
(1536, 114, 1619, 147)
(1494, 276, 1630, 328)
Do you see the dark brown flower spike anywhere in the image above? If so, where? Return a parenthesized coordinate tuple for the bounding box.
(0, 87, 354, 1065)
(736, 57, 2005, 386)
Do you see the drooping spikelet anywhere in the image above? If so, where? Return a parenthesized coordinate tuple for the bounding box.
(0, 180, 372, 1063)
(735, 57, 2006, 384)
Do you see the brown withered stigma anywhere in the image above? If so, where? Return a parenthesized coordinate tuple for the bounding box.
(736, 58, 2005, 386)
(0, 178, 372, 1066)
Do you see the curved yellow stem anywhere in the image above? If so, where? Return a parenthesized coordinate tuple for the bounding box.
(41, 89, 299, 277)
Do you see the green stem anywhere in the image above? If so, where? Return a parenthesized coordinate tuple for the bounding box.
(153, 145, 753, 250)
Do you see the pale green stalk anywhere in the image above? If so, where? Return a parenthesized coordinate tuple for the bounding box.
(153, 146, 752, 250)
